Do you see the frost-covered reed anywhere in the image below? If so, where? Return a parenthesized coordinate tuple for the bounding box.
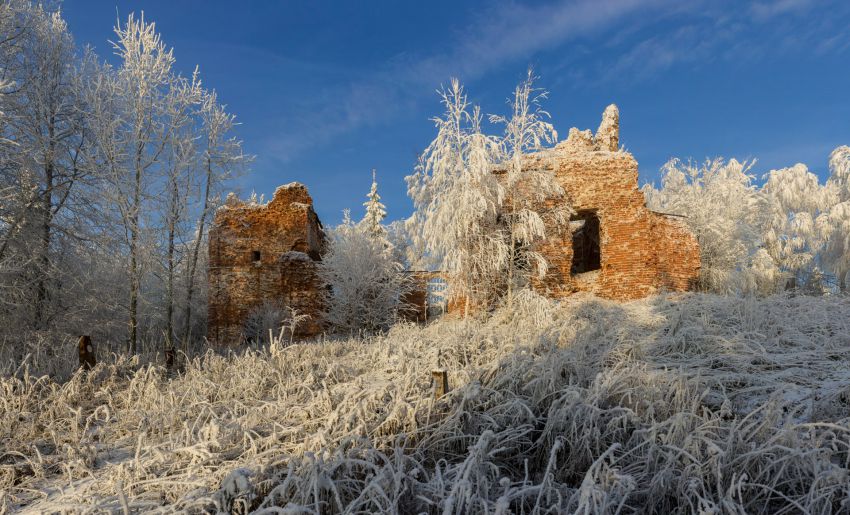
(2, 292, 850, 513)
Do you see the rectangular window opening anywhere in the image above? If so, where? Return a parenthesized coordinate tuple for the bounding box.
(570, 211, 601, 274)
(252, 250, 261, 262)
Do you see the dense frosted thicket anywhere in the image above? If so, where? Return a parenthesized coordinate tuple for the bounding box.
(644, 148, 850, 294)
(3, 292, 849, 513)
(319, 185, 410, 334)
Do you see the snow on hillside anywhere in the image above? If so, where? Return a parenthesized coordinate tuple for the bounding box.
(2, 292, 850, 513)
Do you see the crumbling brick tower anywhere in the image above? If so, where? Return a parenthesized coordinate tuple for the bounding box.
(207, 183, 326, 345)
(528, 105, 700, 300)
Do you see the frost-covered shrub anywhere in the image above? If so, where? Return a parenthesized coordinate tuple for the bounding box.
(318, 212, 410, 334)
(242, 300, 285, 345)
(643, 158, 770, 293)
(645, 147, 850, 294)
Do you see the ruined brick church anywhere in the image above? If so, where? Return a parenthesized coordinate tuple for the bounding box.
(207, 105, 700, 344)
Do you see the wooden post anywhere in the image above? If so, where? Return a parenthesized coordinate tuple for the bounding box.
(78, 335, 96, 370)
(432, 369, 449, 399)
(165, 348, 175, 369)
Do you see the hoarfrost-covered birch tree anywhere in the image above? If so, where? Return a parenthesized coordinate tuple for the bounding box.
(85, 13, 192, 353)
(0, 2, 93, 330)
(822, 146, 850, 290)
(643, 158, 771, 293)
(645, 147, 850, 294)
(0, 3, 247, 356)
(180, 90, 246, 346)
(490, 71, 569, 303)
(406, 79, 507, 311)
(408, 74, 570, 310)
(98, 13, 178, 353)
(159, 70, 203, 352)
(761, 163, 831, 290)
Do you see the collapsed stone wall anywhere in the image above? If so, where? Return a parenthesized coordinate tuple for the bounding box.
(528, 104, 701, 301)
(207, 183, 326, 345)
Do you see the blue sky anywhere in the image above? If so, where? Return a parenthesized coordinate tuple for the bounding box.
(62, 0, 850, 225)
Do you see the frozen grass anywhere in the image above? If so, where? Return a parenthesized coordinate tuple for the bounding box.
(2, 292, 850, 513)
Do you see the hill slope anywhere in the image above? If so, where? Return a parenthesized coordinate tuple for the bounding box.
(3, 292, 850, 513)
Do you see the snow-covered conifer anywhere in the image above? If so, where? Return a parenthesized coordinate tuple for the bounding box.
(361, 170, 388, 240)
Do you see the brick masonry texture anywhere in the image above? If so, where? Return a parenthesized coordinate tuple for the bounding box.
(207, 183, 326, 345)
(528, 104, 700, 301)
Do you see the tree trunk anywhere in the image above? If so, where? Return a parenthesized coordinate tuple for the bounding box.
(165, 172, 178, 351)
(34, 118, 56, 328)
(35, 161, 53, 327)
(128, 146, 143, 355)
(182, 155, 213, 347)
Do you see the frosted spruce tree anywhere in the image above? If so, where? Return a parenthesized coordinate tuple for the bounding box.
(361, 170, 388, 240)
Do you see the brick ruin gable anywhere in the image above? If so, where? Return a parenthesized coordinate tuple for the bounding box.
(527, 104, 700, 300)
(207, 183, 326, 345)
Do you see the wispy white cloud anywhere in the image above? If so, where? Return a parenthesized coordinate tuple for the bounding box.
(261, 0, 676, 162)
(575, 0, 850, 87)
(259, 0, 850, 164)
(750, 0, 813, 21)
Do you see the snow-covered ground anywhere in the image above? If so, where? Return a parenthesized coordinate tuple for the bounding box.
(2, 292, 850, 513)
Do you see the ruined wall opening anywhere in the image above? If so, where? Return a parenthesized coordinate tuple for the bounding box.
(571, 210, 601, 274)
(252, 250, 261, 262)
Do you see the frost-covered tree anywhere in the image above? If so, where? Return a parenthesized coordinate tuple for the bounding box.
(0, 4, 246, 356)
(0, 4, 86, 326)
(361, 169, 387, 240)
(822, 146, 850, 290)
(646, 147, 850, 295)
(761, 163, 832, 290)
(180, 90, 247, 346)
(318, 210, 410, 334)
(83, 13, 208, 353)
(406, 79, 507, 312)
(408, 74, 571, 310)
(158, 70, 203, 351)
(490, 71, 569, 302)
(643, 158, 771, 293)
(82, 13, 181, 353)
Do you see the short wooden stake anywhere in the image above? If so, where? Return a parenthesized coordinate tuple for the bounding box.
(432, 369, 449, 399)
(78, 335, 96, 370)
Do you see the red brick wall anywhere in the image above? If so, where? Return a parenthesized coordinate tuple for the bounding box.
(527, 131, 700, 301)
(207, 184, 326, 345)
(649, 213, 701, 291)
